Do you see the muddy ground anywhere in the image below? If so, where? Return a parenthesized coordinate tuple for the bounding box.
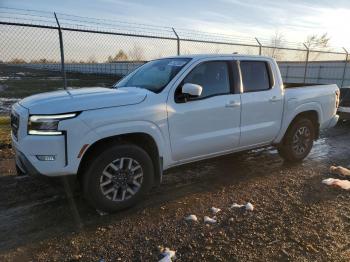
(0, 64, 120, 100)
(0, 122, 350, 261)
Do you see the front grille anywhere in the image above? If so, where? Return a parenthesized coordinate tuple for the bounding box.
(10, 111, 19, 140)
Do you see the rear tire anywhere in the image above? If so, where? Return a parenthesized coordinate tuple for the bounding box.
(82, 143, 154, 212)
(278, 118, 315, 162)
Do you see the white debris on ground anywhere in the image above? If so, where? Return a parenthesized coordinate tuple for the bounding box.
(184, 214, 198, 222)
(230, 202, 254, 211)
(159, 247, 176, 262)
(211, 207, 221, 214)
(230, 203, 244, 209)
(245, 202, 254, 211)
(96, 209, 109, 216)
(204, 216, 217, 224)
(322, 178, 350, 190)
(330, 165, 350, 177)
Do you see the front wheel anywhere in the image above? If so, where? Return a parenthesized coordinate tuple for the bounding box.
(278, 118, 315, 162)
(82, 143, 154, 212)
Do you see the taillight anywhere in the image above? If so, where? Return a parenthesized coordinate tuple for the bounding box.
(335, 89, 340, 108)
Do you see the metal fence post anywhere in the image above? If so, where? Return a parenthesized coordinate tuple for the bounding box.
(172, 28, 180, 56)
(341, 47, 349, 87)
(303, 44, 309, 84)
(54, 12, 67, 89)
(317, 66, 322, 84)
(255, 37, 262, 55)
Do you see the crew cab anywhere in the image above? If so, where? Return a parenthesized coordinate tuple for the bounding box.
(11, 54, 339, 212)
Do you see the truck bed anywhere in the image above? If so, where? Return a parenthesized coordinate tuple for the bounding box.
(283, 83, 338, 130)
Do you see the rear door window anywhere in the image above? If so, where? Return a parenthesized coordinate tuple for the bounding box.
(240, 61, 271, 92)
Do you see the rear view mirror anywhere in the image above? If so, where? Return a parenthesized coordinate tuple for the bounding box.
(182, 83, 203, 97)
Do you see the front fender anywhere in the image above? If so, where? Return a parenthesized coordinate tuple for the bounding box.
(79, 120, 169, 166)
(273, 100, 323, 143)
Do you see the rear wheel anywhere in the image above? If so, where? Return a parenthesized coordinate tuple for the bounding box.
(278, 118, 315, 162)
(82, 143, 154, 212)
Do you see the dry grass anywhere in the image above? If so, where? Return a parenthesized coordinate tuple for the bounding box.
(0, 117, 12, 159)
(0, 116, 10, 126)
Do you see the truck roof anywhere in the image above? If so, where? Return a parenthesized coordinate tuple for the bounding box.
(166, 53, 273, 61)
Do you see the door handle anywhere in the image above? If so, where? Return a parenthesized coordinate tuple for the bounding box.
(269, 96, 281, 102)
(225, 101, 240, 108)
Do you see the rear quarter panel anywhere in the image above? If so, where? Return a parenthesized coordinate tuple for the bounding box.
(274, 84, 338, 143)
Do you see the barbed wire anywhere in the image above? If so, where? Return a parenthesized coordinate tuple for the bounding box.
(1, 6, 350, 91)
(1, 6, 347, 53)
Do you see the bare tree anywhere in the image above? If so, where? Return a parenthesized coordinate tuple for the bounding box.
(128, 46, 145, 61)
(107, 50, 128, 62)
(87, 55, 97, 63)
(304, 33, 331, 60)
(9, 58, 26, 64)
(30, 58, 56, 64)
(304, 33, 330, 50)
(266, 31, 285, 60)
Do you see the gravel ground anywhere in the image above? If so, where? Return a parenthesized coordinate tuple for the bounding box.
(0, 121, 350, 261)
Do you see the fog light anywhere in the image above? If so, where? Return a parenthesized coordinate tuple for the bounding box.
(36, 155, 56, 161)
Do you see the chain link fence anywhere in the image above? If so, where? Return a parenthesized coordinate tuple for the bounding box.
(1, 7, 350, 113)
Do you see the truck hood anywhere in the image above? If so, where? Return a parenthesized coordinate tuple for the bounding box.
(19, 87, 148, 114)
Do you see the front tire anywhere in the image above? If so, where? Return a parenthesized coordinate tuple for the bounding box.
(278, 118, 315, 162)
(82, 143, 154, 212)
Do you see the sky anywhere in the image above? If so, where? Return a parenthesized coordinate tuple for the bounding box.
(2, 0, 350, 63)
(2, 0, 350, 48)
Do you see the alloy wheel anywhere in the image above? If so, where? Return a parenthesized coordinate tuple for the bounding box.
(292, 126, 311, 156)
(99, 157, 143, 202)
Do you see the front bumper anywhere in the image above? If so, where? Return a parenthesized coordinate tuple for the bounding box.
(12, 133, 69, 176)
(15, 150, 42, 176)
(11, 103, 83, 177)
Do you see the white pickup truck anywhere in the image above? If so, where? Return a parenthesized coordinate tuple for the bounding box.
(11, 54, 339, 211)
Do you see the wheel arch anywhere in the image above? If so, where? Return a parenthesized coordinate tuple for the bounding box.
(77, 132, 163, 186)
(277, 110, 320, 145)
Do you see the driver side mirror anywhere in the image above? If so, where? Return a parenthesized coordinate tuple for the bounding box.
(182, 83, 203, 98)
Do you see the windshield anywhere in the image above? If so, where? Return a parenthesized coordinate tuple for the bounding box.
(115, 58, 191, 92)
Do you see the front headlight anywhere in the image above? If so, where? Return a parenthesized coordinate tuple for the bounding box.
(28, 113, 78, 135)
